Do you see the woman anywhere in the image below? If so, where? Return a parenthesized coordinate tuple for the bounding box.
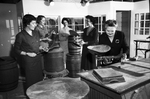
(81, 15, 98, 70)
(98, 19, 129, 65)
(59, 18, 72, 63)
(35, 15, 48, 39)
(14, 14, 43, 91)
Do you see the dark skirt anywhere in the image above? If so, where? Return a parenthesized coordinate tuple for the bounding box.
(20, 54, 43, 91)
(81, 44, 96, 70)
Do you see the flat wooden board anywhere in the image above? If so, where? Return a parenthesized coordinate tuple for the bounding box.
(26, 77, 89, 99)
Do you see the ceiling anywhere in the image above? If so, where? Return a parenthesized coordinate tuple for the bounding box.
(0, 0, 145, 4)
(0, 0, 81, 4)
(0, 0, 21, 4)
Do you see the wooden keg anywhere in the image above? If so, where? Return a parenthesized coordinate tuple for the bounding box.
(43, 47, 68, 78)
(0, 56, 19, 92)
(68, 36, 81, 55)
(66, 54, 81, 78)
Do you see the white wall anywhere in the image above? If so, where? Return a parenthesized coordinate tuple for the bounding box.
(22, 0, 88, 17)
(88, 1, 134, 20)
(88, 2, 111, 19)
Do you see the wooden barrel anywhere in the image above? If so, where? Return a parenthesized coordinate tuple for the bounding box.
(0, 56, 19, 92)
(68, 36, 81, 55)
(43, 47, 68, 78)
(66, 54, 81, 78)
(44, 47, 64, 72)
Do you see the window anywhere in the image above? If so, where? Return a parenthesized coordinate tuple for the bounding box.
(94, 15, 106, 34)
(17, 17, 23, 32)
(45, 16, 59, 34)
(134, 13, 150, 35)
(63, 17, 84, 32)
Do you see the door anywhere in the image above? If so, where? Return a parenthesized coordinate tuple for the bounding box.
(116, 11, 131, 57)
(0, 4, 18, 57)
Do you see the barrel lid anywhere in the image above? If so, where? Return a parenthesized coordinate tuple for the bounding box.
(0, 56, 15, 66)
(48, 47, 64, 53)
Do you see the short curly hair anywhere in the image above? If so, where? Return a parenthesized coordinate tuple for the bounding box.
(85, 15, 95, 25)
(61, 18, 70, 24)
(23, 14, 36, 28)
(105, 19, 117, 27)
(36, 15, 45, 24)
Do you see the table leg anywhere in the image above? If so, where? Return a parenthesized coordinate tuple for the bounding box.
(135, 41, 138, 57)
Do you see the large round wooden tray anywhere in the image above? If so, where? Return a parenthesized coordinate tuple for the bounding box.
(87, 45, 111, 55)
(26, 77, 89, 99)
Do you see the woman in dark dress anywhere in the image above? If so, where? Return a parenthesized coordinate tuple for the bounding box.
(81, 15, 98, 70)
(98, 19, 129, 65)
(14, 14, 43, 91)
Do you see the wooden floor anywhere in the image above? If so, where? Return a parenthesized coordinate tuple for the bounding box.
(0, 75, 89, 99)
(0, 79, 27, 99)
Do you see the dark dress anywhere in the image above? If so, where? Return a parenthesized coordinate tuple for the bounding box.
(34, 25, 48, 39)
(99, 30, 129, 63)
(14, 30, 43, 91)
(81, 27, 98, 70)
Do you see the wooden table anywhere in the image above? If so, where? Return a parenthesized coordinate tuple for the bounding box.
(134, 39, 150, 58)
(26, 77, 89, 99)
(78, 58, 150, 99)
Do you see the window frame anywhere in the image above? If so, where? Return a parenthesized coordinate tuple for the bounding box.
(134, 13, 150, 35)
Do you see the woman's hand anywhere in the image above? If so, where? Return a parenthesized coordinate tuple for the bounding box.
(97, 56, 114, 65)
(121, 53, 127, 64)
(39, 46, 49, 52)
(122, 53, 127, 60)
(80, 40, 88, 45)
(26, 52, 37, 57)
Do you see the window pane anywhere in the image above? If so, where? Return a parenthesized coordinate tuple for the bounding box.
(102, 16, 106, 22)
(102, 23, 105, 31)
(139, 28, 144, 35)
(145, 28, 150, 35)
(95, 25, 98, 31)
(140, 21, 144, 27)
(145, 21, 150, 27)
(146, 13, 150, 20)
(135, 21, 139, 27)
(102, 16, 106, 31)
(99, 17, 101, 23)
(135, 14, 139, 20)
(74, 18, 84, 24)
(75, 25, 84, 31)
(99, 25, 101, 31)
(140, 13, 144, 20)
(94, 17, 98, 24)
(134, 29, 138, 35)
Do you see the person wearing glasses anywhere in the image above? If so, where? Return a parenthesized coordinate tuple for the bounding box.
(98, 19, 129, 66)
